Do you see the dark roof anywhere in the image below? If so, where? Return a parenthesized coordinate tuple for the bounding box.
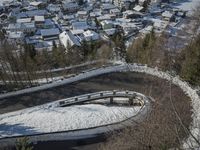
(41, 28, 60, 36)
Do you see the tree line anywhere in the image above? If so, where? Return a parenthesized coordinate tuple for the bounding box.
(126, 27, 200, 86)
(0, 40, 83, 91)
(0, 34, 122, 91)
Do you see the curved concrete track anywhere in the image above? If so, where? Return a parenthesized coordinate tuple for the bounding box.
(0, 90, 151, 150)
(1, 64, 197, 149)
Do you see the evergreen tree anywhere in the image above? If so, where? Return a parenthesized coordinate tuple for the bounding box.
(181, 34, 200, 85)
(127, 29, 156, 64)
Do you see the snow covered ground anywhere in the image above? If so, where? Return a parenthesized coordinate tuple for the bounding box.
(173, 0, 199, 15)
(0, 100, 142, 139)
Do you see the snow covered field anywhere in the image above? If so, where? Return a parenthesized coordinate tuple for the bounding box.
(0, 101, 142, 139)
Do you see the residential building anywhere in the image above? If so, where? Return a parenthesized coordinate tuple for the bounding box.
(34, 15, 45, 27)
(71, 22, 89, 30)
(62, 0, 79, 12)
(100, 20, 113, 29)
(83, 30, 100, 41)
(113, 0, 135, 9)
(59, 31, 81, 49)
(133, 5, 144, 12)
(40, 28, 60, 40)
(8, 31, 24, 42)
(7, 22, 36, 33)
(162, 11, 174, 21)
(16, 18, 32, 23)
(47, 4, 60, 13)
(77, 11, 88, 20)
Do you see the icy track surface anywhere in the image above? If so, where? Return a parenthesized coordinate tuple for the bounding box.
(0, 104, 141, 138)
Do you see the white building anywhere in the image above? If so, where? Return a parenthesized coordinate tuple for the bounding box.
(59, 31, 81, 49)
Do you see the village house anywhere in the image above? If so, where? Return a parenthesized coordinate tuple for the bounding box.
(152, 18, 168, 33)
(71, 21, 89, 30)
(77, 11, 88, 21)
(109, 8, 121, 16)
(113, 0, 135, 10)
(71, 29, 85, 36)
(62, 0, 79, 12)
(104, 28, 116, 36)
(63, 14, 75, 22)
(100, 20, 114, 30)
(42, 19, 56, 29)
(133, 5, 144, 12)
(123, 10, 144, 18)
(7, 22, 36, 34)
(8, 31, 24, 43)
(30, 1, 44, 9)
(138, 0, 146, 6)
(16, 9, 48, 19)
(16, 18, 32, 23)
(40, 28, 60, 41)
(162, 11, 174, 21)
(47, 4, 60, 13)
(83, 30, 100, 41)
(101, 3, 116, 14)
(139, 25, 153, 36)
(34, 16, 45, 28)
(59, 31, 81, 49)
(34, 41, 55, 51)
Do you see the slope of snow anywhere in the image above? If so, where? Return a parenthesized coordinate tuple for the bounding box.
(0, 103, 141, 138)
